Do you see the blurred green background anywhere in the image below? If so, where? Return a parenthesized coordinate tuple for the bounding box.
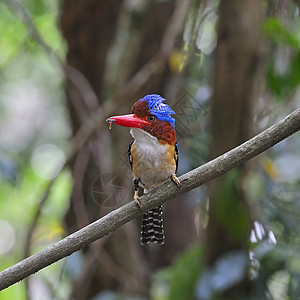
(0, 0, 300, 300)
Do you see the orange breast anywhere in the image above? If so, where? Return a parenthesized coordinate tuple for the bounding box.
(131, 141, 176, 191)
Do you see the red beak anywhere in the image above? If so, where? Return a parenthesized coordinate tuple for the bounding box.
(106, 114, 149, 128)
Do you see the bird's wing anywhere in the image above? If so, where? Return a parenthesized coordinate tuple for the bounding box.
(174, 142, 179, 173)
(128, 140, 134, 169)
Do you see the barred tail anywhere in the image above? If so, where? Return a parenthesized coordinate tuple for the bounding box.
(140, 205, 165, 245)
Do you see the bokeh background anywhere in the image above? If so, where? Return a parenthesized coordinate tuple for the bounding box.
(0, 0, 300, 299)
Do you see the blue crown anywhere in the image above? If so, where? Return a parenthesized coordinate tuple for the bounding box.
(141, 94, 175, 128)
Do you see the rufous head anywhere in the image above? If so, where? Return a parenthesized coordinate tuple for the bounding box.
(107, 94, 176, 145)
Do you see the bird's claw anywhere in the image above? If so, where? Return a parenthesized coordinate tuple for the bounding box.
(134, 191, 142, 210)
(171, 174, 181, 187)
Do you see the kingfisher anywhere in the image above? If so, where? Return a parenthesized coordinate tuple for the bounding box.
(107, 94, 180, 245)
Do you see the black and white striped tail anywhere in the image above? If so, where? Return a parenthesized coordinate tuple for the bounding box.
(140, 205, 165, 245)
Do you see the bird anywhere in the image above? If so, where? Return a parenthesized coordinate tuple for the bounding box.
(106, 94, 181, 245)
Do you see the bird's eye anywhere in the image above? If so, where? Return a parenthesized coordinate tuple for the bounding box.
(148, 115, 156, 122)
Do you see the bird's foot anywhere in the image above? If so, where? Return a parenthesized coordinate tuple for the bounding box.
(171, 174, 181, 187)
(134, 191, 142, 210)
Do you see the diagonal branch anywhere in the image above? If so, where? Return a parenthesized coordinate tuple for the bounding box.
(0, 108, 299, 290)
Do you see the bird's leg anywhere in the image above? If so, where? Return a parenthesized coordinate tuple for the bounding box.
(133, 178, 142, 208)
(171, 174, 181, 187)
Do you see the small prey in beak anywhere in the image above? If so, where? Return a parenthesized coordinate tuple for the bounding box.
(106, 118, 116, 130)
(106, 114, 150, 129)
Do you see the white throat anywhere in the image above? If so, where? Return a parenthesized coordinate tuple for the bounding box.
(130, 128, 168, 164)
(130, 128, 157, 144)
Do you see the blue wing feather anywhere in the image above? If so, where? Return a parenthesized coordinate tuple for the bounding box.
(128, 140, 134, 169)
(175, 142, 179, 173)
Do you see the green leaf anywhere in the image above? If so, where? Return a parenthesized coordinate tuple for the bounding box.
(168, 244, 203, 300)
(0, 282, 25, 300)
(216, 170, 251, 243)
(0, 3, 27, 67)
(263, 18, 299, 49)
(267, 51, 300, 99)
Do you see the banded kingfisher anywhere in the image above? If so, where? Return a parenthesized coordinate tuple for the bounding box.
(107, 94, 180, 245)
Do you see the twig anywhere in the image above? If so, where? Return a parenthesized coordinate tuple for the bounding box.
(0, 108, 299, 290)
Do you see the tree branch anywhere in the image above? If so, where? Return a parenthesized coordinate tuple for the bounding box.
(0, 108, 299, 290)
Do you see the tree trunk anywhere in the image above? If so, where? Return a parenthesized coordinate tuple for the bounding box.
(60, 0, 196, 298)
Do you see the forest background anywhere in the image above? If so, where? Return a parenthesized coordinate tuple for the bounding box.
(0, 0, 300, 299)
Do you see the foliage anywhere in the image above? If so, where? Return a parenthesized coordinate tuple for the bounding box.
(263, 17, 300, 99)
(0, 0, 69, 299)
(151, 244, 203, 300)
(253, 140, 300, 299)
(216, 170, 250, 243)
